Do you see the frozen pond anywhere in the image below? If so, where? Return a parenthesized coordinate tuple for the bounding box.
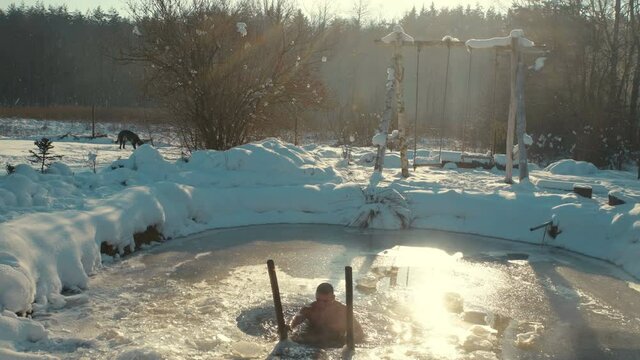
(29, 225, 640, 359)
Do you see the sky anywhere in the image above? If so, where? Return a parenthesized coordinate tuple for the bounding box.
(0, 0, 506, 19)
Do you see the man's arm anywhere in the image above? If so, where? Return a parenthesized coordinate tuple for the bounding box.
(289, 307, 309, 330)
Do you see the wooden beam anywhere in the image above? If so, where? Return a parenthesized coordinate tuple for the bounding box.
(375, 38, 546, 54)
(374, 39, 466, 48)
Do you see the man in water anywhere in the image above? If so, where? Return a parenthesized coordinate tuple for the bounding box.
(288, 283, 364, 347)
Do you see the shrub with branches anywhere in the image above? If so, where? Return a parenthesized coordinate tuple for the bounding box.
(126, 0, 327, 151)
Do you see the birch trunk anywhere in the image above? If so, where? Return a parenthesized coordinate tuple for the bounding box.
(374, 62, 396, 173)
(395, 51, 410, 178)
(516, 59, 529, 180)
(505, 37, 518, 184)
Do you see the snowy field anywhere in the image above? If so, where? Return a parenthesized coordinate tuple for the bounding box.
(0, 118, 639, 359)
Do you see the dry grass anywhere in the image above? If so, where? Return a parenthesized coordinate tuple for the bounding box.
(0, 106, 169, 124)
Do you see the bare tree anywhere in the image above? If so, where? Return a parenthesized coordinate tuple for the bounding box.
(351, 0, 369, 29)
(630, 0, 640, 146)
(609, 0, 622, 106)
(261, 0, 294, 24)
(126, 0, 326, 150)
(310, 0, 334, 31)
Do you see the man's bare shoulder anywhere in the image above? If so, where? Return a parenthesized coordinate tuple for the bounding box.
(299, 303, 315, 315)
(332, 301, 347, 310)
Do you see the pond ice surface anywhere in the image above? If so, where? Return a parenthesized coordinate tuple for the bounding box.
(27, 225, 640, 360)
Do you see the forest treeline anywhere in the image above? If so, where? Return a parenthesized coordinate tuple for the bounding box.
(0, 0, 639, 167)
(0, 4, 143, 107)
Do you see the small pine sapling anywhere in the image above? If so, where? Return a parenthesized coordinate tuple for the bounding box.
(29, 137, 63, 173)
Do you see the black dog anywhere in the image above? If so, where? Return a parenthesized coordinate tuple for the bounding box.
(116, 130, 144, 149)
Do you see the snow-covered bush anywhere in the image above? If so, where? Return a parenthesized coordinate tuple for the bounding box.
(528, 133, 570, 166)
(567, 125, 633, 170)
(87, 151, 98, 174)
(350, 187, 412, 229)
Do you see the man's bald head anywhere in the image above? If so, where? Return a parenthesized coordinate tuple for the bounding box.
(316, 283, 334, 296)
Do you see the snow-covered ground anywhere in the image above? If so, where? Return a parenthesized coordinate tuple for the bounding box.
(0, 118, 639, 358)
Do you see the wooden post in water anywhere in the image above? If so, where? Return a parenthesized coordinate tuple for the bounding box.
(389, 266, 399, 287)
(267, 260, 288, 341)
(345, 266, 355, 351)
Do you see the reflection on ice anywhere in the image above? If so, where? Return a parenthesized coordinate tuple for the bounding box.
(361, 246, 498, 359)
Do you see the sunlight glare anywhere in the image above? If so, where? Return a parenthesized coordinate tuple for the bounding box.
(381, 246, 467, 358)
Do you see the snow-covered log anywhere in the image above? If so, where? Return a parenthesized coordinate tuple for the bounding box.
(465, 29, 534, 49)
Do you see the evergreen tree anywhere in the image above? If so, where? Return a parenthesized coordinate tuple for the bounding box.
(29, 138, 63, 173)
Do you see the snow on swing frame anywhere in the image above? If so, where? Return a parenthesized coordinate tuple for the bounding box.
(372, 27, 547, 177)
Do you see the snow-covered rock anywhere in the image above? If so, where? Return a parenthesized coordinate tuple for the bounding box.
(544, 159, 598, 176)
(0, 310, 48, 342)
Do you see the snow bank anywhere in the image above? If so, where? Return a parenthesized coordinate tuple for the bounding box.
(180, 138, 338, 186)
(0, 139, 361, 315)
(0, 310, 51, 359)
(406, 185, 640, 278)
(408, 189, 552, 241)
(0, 257, 34, 313)
(544, 159, 598, 176)
(0, 310, 47, 342)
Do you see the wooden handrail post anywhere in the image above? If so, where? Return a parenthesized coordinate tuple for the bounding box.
(267, 260, 288, 341)
(345, 266, 355, 350)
